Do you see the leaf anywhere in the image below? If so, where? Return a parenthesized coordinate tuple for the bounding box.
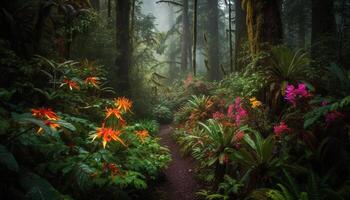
(20, 171, 61, 200)
(56, 120, 76, 131)
(0, 144, 19, 172)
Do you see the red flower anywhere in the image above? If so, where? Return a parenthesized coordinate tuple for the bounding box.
(93, 125, 126, 148)
(85, 76, 99, 88)
(31, 108, 60, 120)
(274, 122, 291, 138)
(61, 79, 80, 90)
(234, 131, 245, 143)
(325, 111, 343, 124)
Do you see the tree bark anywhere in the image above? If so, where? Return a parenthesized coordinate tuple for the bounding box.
(311, 0, 336, 63)
(234, 0, 247, 70)
(181, 0, 190, 72)
(90, 0, 100, 10)
(243, 0, 282, 55)
(114, 0, 131, 93)
(192, 0, 198, 76)
(207, 0, 221, 81)
(228, 0, 233, 72)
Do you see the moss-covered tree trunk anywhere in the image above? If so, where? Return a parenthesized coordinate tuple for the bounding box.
(114, 0, 131, 93)
(207, 0, 221, 81)
(243, 0, 282, 55)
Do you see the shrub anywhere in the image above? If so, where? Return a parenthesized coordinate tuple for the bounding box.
(152, 105, 173, 124)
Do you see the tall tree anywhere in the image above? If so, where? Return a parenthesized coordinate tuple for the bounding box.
(228, 0, 233, 72)
(181, 0, 190, 72)
(234, 0, 247, 69)
(114, 0, 131, 92)
(207, 0, 221, 80)
(242, 0, 282, 54)
(192, 0, 198, 76)
(311, 0, 336, 63)
(90, 0, 100, 10)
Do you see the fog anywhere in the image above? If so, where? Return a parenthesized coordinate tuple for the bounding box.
(141, 0, 173, 32)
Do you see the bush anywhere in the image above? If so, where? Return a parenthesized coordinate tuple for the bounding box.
(152, 105, 173, 124)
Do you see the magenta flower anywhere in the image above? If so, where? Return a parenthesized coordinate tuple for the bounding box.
(227, 104, 235, 118)
(235, 107, 248, 126)
(325, 111, 343, 124)
(285, 83, 311, 106)
(274, 122, 291, 138)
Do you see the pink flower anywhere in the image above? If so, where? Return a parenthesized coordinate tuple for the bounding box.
(274, 122, 291, 138)
(325, 111, 343, 124)
(213, 111, 225, 119)
(227, 104, 235, 118)
(235, 107, 248, 126)
(285, 83, 311, 106)
(321, 100, 328, 106)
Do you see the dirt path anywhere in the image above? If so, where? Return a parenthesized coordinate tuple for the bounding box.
(154, 125, 201, 200)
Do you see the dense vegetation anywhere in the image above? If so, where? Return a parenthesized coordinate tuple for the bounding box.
(0, 0, 350, 200)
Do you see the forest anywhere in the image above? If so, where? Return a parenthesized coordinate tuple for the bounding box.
(0, 0, 350, 199)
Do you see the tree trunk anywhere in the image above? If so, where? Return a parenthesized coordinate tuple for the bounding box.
(181, 0, 190, 73)
(192, 0, 198, 76)
(311, 0, 336, 63)
(114, 0, 131, 93)
(234, 0, 247, 70)
(108, 0, 111, 17)
(243, 0, 282, 55)
(207, 0, 221, 81)
(90, 0, 100, 10)
(228, 0, 233, 72)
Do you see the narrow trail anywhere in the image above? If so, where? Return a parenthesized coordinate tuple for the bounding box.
(154, 125, 201, 200)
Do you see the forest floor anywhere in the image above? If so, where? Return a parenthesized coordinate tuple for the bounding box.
(151, 125, 201, 200)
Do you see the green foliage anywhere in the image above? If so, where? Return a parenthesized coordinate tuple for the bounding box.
(265, 46, 314, 108)
(0, 144, 19, 172)
(216, 72, 267, 98)
(152, 105, 173, 124)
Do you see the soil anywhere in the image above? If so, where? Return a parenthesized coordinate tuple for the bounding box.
(151, 125, 201, 200)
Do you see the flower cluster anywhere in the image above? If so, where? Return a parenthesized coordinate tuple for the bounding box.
(212, 97, 248, 126)
(285, 83, 311, 106)
(31, 108, 60, 134)
(249, 97, 262, 109)
(92, 97, 133, 148)
(135, 130, 149, 143)
(228, 97, 248, 126)
(273, 122, 291, 138)
(60, 76, 100, 90)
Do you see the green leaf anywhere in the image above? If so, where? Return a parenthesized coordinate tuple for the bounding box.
(0, 144, 19, 172)
(20, 171, 61, 200)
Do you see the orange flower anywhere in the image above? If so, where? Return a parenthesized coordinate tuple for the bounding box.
(85, 76, 99, 88)
(31, 108, 60, 120)
(105, 108, 123, 120)
(135, 130, 149, 142)
(114, 97, 132, 113)
(61, 79, 80, 90)
(37, 120, 60, 134)
(93, 125, 126, 148)
(102, 163, 122, 176)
